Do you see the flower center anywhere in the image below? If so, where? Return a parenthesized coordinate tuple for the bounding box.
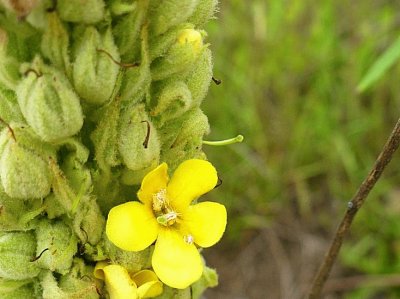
(152, 189, 179, 226)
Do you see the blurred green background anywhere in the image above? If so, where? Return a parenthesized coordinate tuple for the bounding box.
(201, 1, 400, 298)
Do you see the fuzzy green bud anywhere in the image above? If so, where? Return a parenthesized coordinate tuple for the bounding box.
(104, 238, 152, 273)
(57, 259, 101, 298)
(35, 219, 78, 274)
(160, 109, 209, 170)
(0, 231, 40, 280)
(16, 59, 84, 142)
(112, 1, 148, 61)
(0, 128, 52, 199)
(149, 0, 199, 35)
(57, 0, 105, 24)
(185, 48, 213, 107)
(73, 197, 105, 245)
(151, 80, 192, 123)
(73, 27, 120, 105)
(41, 268, 100, 299)
(40, 12, 71, 76)
(187, 0, 219, 27)
(118, 104, 160, 171)
(151, 29, 205, 81)
(91, 97, 121, 170)
(0, 28, 20, 90)
(191, 266, 218, 299)
(0, 86, 25, 124)
(0, 279, 39, 299)
(0, 186, 43, 231)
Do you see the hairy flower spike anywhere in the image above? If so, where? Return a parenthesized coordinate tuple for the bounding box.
(0, 0, 222, 297)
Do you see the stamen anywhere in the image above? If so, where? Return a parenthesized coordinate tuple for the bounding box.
(184, 234, 194, 245)
(152, 189, 167, 212)
(156, 211, 177, 226)
(203, 134, 244, 146)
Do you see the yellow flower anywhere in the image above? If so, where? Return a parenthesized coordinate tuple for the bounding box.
(94, 262, 163, 299)
(106, 159, 227, 289)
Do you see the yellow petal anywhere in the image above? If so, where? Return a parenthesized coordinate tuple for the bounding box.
(182, 202, 227, 248)
(132, 270, 160, 286)
(133, 270, 163, 298)
(167, 159, 218, 211)
(137, 281, 163, 298)
(103, 264, 138, 299)
(106, 201, 158, 251)
(137, 163, 169, 205)
(93, 261, 109, 280)
(152, 229, 203, 289)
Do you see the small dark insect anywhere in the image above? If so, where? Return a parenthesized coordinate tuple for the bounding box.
(212, 76, 222, 85)
(141, 120, 151, 149)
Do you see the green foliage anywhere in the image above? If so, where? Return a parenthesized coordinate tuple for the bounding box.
(358, 35, 400, 92)
(204, 0, 400, 296)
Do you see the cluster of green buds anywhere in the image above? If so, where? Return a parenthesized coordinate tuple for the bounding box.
(0, 0, 220, 298)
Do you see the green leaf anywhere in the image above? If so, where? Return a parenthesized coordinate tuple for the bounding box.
(357, 35, 400, 92)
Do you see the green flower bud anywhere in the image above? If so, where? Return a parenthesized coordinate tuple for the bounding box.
(40, 12, 71, 76)
(151, 29, 205, 81)
(0, 28, 20, 90)
(61, 154, 91, 195)
(58, 258, 101, 299)
(159, 108, 209, 170)
(150, 80, 192, 123)
(187, 0, 219, 27)
(148, 24, 193, 62)
(118, 20, 151, 103)
(149, 0, 199, 35)
(73, 197, 105, 245)
(0, 231, 40, 280)
(35, 219, 78, 274)
(16, 59, 84, 142)
(0, 186, 44, 231)
(0, 86, 25, 124)
(41, 269, 100, 299)
(112, 0, 149, 61)
(91, 97, 121, 170)
(73, 27, 120, 105)
(0, 129, 52, 199)
(104, 238, 152, 273)
(0, 278, 39, 299)
(57, 137, 91, 194)
(118, 104, 160, 171)
(191, 266, 218, 299)
(185, 47, 212, 107)
(57, 0, 105, 24)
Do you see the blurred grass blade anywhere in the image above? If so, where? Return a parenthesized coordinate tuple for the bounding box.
(357, 35, 400, 92)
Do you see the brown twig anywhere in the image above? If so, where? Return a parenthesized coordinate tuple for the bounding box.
(308, 117, 400, 298)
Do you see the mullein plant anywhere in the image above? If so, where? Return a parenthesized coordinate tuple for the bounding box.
(0, 0, 229, 298)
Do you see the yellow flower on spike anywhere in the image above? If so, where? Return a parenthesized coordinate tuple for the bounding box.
(106, 159, 227, 289)
(94, 262, 163, 299)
